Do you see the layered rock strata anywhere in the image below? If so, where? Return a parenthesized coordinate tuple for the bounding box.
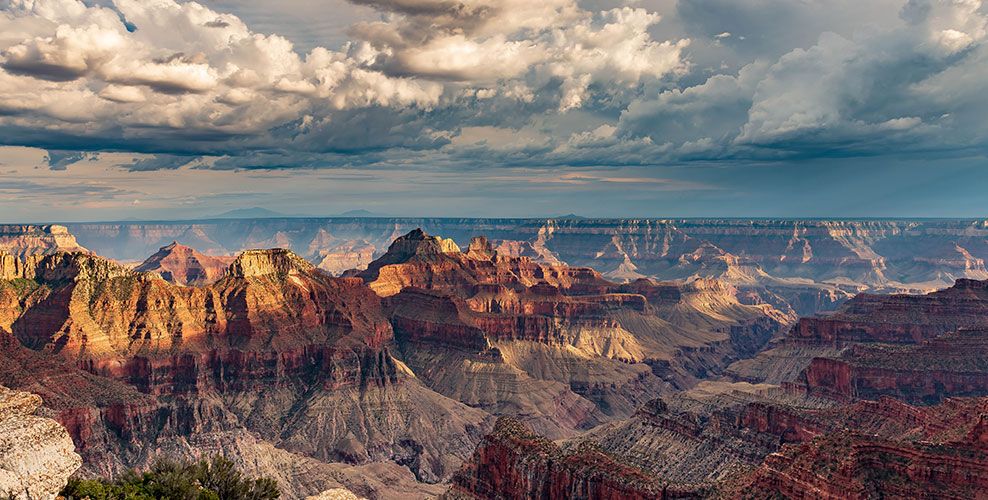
(445, 417, 683, 500)
(729, 278, 988, 386)
(360, 231, 786, 438)
(799, 327, 988, 403)
(736, 398, 988, 499)
(0, 225, 89, 258)
(0, 248, 489, 498)
(134, 241, 232, 285)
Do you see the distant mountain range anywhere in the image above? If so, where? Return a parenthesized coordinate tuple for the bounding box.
(207, 207, 387, 219)
(208, 207, 288, 219)
(336, 209, 386, 217)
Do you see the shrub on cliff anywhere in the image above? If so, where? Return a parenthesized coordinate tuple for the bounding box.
(60, 456, 279, 500)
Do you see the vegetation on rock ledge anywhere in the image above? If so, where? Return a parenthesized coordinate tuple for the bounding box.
(59, 456, 279, 500)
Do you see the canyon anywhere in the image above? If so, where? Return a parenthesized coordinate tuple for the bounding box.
(3, 220, 988, 498)
(0, 224, 785, 498)
(61, 217, 988, 306)
(438, 223, 988, 498)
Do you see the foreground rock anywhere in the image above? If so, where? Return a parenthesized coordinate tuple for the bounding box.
(735, 398, 988, 499)
(0, 385, 81, 500)
(307, 488, 365, 500)
(450, 384, 988, 498)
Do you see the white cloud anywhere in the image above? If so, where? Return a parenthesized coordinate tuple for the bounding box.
(99, 84, 146, 103)
(736, 0, 988, 151)
(595, 0, 988, 161)
(3, 0, 988, 172)
(0, 0, 687, 159)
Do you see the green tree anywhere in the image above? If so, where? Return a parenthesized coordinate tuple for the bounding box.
(60, 455, 279, 500)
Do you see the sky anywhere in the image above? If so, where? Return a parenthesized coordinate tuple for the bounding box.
(1, 0, 988, 221)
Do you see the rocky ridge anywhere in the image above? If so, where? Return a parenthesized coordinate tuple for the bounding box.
(0, 225, 89, 258)
(0, 384, 81, 500)
(356, 231, 786, 438)
(735, 397, 988, 499)
(134, 241, 232, 285)
(67, 217, 988, 301)
(0, 248, 489, 498)
(445, 417, 680, 500)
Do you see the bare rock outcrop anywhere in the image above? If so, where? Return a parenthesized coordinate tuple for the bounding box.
(0, 225, 89, 258)
(365, 230, 786, 439)
(307, 488, 366, 500)
(134, 242, 232, 286)
(735, 397, 988, 499)
(228, 248, 315, 278)
(0, 248, 488, 492)
(445, 417, 682, 500)
(0, 385, 81, 500)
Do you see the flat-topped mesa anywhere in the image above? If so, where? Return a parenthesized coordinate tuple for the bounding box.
(11, 251, 133, 284)
(134, 241, 231, 286)
(790, 277, 988, 345)
(797, 327, 988, 403)
(0, 224, 89, 258)
(228, 248, 314, 278)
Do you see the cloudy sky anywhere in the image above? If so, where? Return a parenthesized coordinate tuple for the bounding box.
(1, 0, 988, 221)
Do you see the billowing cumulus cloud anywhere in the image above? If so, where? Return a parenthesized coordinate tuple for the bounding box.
(0, 0, 688, 163)
(604, 0, 988, 162)
(1, 0, 988, 188)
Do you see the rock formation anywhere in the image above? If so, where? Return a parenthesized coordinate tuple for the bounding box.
(449, 382, 988, 498)
(798, 327, 988, 403)
(445, 417, 679, 500)
(356, 230, 786, 438)
(446, 275, 988, 497)
(134, 241, 232, 285)
(0, 224, 89, 258)
(0, 248, 489, 497)
(791, 278, 988, 345)
(315, 242, 377, 276)
(307, 488, 365, 500)
(729, 277, 988, 386)
(0, 385, 81, 500)
(735, 397, 988, 499)
(67, 217, 988, 300)
(6, 223, 988, 498)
